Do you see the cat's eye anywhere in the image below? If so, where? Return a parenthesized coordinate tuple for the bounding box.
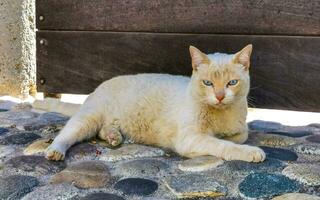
(203, 80, 213, 86)
(227, 79, 238, 86)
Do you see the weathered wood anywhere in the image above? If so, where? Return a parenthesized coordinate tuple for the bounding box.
(37, 31, 320, 111)
(36, 0, 320, 35)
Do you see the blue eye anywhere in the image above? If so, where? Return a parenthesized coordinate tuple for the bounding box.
(228, 79, 238, 86)
(203, 80, 213, 86)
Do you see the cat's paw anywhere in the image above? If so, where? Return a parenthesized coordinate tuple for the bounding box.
(45, 146, 65, 161)
(223, 145, 266, 163)
(99, 127, 123, 147)
(241, 146, 266, 162)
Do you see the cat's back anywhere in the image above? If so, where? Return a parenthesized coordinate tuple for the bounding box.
(98, 73, 190, 96)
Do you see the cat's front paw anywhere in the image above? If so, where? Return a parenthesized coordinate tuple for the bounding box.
(241, 146, 266, 162)
(223, 145, 266, 163)
(45, 145, 65, 161)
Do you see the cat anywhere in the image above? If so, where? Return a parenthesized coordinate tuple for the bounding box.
(35, 44, 266, 162)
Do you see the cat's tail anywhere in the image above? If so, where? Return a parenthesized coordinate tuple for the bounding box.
(32, 98, 81, 116)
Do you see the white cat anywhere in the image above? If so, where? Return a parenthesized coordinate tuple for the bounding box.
(35, 45, 266, 162)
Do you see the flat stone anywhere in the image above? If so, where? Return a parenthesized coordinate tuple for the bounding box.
(247, 133, 297, 147)
(238, 173, 300, 199)
(0, 145, 16, 158)
(260, 146, 298, 161)
(0, 132, 41, 145)
(294, 144, 320, 155)
(51, 160, 111, 188)
(66, 143, 98, 161)
(0, 110, 39, 127)
(21, 183, 79, 200)
(178, 156, 224, 172)
(0, 175, 39, 200)
(306, 135, 320, 143)
(100, 144, 165, 162)
(24, 112, 69, 131)
(225, 158, 285, 172)
(5, 155, 66, 175)
(282, 163, 320, 186)
(272, 193, 320, 200)
(79, 192, 125, 200)
(23, 139, 51, 155)
(114, 178, 158, 196)
(267, 130, 313, 138)
(164, 174, 227, 198)
(308, 123, 320, 129)
(115, 159, 169, 177)
(248, 120, 282, 132)
(0, 127, 9, 135)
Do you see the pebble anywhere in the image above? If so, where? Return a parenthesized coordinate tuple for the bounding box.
(225, 158, 285, 172)
(0, 145, 16, 158)
(21, 183, 79, 200)
(5, 155, 66, 175)
(306, 135, 320, 143)
(0, 127, 9, 135)
(23, 139, 51, 155)
(51, 160, 111, 188)
(79, 192, 125, 200)
(115, 159, 169, 177)
(0, 132, 41, 145)
(267, 130, 313, 138)
(24, 112, 69, 131)
(114, 178, 158, 196)
(178, 156, 224, 172)
(66, 143, 98, 161)
(282, 163, 320, 186)
(100, 144, 165, 162)
(247, 133, 297, 147)
(164, 174, 227, 198)
(0, 175, 39, 200)
(294, 144, 320, 155)
(0, 110, 39, 127)
(272, 193, 320, 200)
(308, 123, 320, 129)
(238, 173, 300, 199)
(260, 146, 298, 161)
(248, 120, 282, 132)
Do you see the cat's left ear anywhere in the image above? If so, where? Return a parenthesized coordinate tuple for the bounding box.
(189, 46, 209, 70)
(232, 44, 253, 70)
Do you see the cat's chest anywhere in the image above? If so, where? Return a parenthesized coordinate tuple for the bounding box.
(198, 108, 247, 137)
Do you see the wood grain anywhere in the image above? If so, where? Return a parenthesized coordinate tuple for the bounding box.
(36, 0, 320, 35)
(36, 31, 320, 111)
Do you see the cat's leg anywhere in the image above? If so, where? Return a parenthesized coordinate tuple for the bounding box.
(98, 123, 123, 147)
(223, 131, 248, 144)
(174, 132, 265, 162)
(46, 105, 104, 161)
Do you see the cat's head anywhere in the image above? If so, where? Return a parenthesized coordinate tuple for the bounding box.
(189, 44, 252, 109)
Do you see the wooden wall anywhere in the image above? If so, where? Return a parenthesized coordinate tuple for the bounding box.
(36, 0, 320, 112)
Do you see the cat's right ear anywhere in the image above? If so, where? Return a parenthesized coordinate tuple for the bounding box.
(189, 46, 209, 70)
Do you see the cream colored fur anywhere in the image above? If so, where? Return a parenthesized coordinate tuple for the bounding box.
(39, 45, 266, 162)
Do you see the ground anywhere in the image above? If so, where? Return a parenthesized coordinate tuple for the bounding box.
(0, 100, 320, 200)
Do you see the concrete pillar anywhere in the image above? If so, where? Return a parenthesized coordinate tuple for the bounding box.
(0, 0, 36, 98)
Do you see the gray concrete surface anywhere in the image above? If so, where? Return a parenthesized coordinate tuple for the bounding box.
(0, 0, 36, 98)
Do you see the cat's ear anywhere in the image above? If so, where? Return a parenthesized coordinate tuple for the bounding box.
(233, 44, 253, 70)
(189, 46, 209, 70)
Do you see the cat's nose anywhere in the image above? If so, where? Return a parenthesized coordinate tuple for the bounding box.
(216, 92, 225, 102)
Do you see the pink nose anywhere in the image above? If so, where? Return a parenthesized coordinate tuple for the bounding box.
(216, 94, 225, 102)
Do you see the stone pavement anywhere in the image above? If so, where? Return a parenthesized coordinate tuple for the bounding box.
(0, 101, 320, 200)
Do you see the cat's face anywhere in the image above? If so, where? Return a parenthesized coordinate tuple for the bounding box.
(189, 45, 252, 109)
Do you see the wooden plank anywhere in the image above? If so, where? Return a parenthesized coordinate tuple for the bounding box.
(36, 31, 320, 112)
(36, 0, 320, 35)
